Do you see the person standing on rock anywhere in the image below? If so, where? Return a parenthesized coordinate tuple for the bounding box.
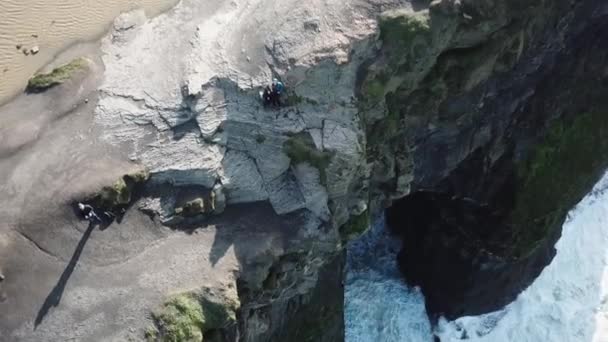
(262, 85, 273, 107)
(271, 78, 284, 107)
(77, 203, 101, 223)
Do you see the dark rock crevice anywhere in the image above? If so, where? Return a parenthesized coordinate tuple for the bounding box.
(236, 252, 345, 342)
(387, 191, 556, 320)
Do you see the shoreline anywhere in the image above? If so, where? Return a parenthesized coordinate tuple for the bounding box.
(0, 0, 180, 106)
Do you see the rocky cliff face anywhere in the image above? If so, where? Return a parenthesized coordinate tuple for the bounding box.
(375, 0, 608, 319)
(89, 0, 404, 340)
(3, 0, 608, 340)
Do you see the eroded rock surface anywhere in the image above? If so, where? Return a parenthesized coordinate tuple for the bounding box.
(90, 1, 418, 339)
(376, 0, 608, 318)
(3, 0, 608, 339)
(94, 0, 412, 227)
(0, 0, 407, 341)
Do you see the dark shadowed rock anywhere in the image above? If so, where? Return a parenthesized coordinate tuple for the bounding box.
(378, 0, 608, 319)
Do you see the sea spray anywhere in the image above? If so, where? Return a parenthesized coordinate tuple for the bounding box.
(345, 215, 432, 342)
(345, 172, 608, 342)
(436, 172, 608, 341)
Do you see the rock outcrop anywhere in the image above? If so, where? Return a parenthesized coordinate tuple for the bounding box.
(3, 0, 608, 340)
(378, 0, 608, 318)
(26, 57, 90, 93)
(91, 0, 403, 340)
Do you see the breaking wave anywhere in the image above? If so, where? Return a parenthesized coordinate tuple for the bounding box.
(345, 172, 608, 342)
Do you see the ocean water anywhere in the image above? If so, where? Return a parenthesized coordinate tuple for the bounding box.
(345, 172, 608, 342)
(345, 215, 432, 342)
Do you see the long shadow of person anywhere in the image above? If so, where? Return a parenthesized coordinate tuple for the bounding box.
(34, 221, 98, 328)
(208, 224, 232, 267)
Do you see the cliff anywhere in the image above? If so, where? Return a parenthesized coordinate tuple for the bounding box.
(0, 0, 395, 340)
(1, 0, 608, 340)
(380, 0, 608, 318)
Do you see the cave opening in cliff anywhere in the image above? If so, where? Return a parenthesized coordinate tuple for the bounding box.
(385, 183, 559, 320)
(385, 191, 502, 318)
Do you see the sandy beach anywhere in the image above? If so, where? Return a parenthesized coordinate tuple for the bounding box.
(0, 0, 178, 105)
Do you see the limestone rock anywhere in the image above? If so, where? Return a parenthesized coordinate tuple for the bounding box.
(81, 0, 604, 338)
(93, 0, 384, 227)
(86, 2, 394, 338)
(220, 150, 268, 204)
(176, 198, 205, 217)
(293, 163, 330, 221)
(4, 0, 605, 340)
(212, 184, 226, 215)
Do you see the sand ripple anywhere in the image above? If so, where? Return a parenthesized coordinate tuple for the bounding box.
(0, 0, 178, 105)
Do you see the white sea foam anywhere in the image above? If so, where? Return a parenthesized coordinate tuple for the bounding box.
(346, 172, 608, 342)
(345, 215, 432, 342)
(437, 172, 608, 342)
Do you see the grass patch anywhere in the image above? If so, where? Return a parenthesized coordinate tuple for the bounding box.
(27, 58, 88, 92)
(284, 133, 333, 184)
(365, 80, 386, 100)
(366, 109, 400, 153)
(144, 327, 158, 341)
(509, 111, 608, 257)
(360, 11, 431, 106)
(284, 92, 304, 106)
(379, 10, 431, 66)
(149, 292, 237, 342)
(90, 170, 149, 212)
(339, 210, 370, 242)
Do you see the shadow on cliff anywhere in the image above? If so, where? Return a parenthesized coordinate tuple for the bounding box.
(34, 220, 104, 328)
(385, 2, 608, 334)
(204, 202, 344, 342)
(205, 202, 302, 268)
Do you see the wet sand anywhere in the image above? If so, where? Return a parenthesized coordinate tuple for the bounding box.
(0, 0, 179, 105)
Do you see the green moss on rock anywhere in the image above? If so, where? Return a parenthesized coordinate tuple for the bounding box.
(149, 292, 237, 342)
(284, 133, 333, 184)
(175, 198, 205, 217)
(364, 80, 386, 101)
(339, 210, 370, 242)
(91, 169, 149, 212)
(510, 111, 608, 257)
(360, 11, 432, 106)
(154, 294, 205, 342)
(379, 10, 431, 49)
(285, 92, 304, 106)
(366, 109, 401, 153)
(269, 254, 344, 342)
(145, 327, 159, 341)
(27, 58, 88, 92)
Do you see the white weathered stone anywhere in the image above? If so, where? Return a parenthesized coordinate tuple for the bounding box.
(352, 200, 368, 216)
(309, 129, 323, 150)
(212, 183, 227, 214)
(323, 120, 361, 157)
(293, 163, 330, 221)
(220, 150, 268, 204)
(265, 172, 307, 215)
(195, 87, 228, 138)
(142, 133, 224, 187)
(94, 0, 401, 219)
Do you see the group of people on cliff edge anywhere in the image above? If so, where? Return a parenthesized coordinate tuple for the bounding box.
(262, 78, 285, 107)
